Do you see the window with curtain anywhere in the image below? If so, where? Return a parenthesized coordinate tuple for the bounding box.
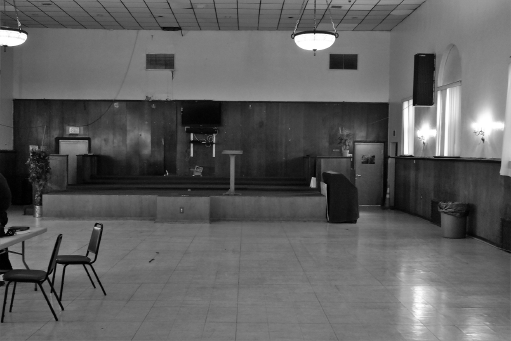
(436, 82, 461, 156)
(402, 99, 415, 155)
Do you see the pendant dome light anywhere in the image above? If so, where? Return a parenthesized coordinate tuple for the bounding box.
(291, 0, 338, 55)
(0, 0, 27, 47)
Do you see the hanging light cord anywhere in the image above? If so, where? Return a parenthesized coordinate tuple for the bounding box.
(293, 0, 337, 36)
(3, 0, 24, 31)
(13, 0, 23, 31)
(293, 0, 309, 36)
(326, 0, 337, 34)
(313, 0, 317, 30)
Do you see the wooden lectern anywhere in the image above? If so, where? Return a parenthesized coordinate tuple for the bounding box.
(222, 150, 243, 195)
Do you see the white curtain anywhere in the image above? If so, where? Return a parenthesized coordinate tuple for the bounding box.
(435, 90, 445, 156)
(436, 86, 461, 156)
(402, 100, 415, 155)
(500, 61, 511, 177)
(444, 86, 461, 156)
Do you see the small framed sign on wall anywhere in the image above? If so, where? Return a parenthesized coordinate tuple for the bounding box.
(68, 126, 80, 134)
(68, 126, 80, 135)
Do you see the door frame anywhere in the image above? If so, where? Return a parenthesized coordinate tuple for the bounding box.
(54, 137, 91, 154)
(354, 140, 388, 206)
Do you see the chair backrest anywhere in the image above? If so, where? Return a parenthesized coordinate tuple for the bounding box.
(47, 234, 63, 278)
(86, 223, 103, 262)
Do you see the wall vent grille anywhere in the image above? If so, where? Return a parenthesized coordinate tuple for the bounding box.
(330, 54, 358, 70)
(146, 54, 174, 70)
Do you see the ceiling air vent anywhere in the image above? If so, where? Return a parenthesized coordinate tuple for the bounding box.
(329, 54, 358, 70)
(161, 27, 182, 31)
(146, 54, 174, 70)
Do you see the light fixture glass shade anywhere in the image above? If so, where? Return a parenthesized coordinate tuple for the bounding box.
(293, 31, 337, 51)
(0, 27, 28, 47)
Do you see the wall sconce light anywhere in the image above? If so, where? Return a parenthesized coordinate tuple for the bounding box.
(471, 119, 505, 143)
(417, 125, 437, 156)
(417, 125, 437, 146)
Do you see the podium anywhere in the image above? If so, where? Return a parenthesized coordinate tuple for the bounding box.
(222, 150, 243, 195)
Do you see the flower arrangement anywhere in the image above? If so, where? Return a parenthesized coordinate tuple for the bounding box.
(337, 127, 353, 151)
(26, 149, 51, 206)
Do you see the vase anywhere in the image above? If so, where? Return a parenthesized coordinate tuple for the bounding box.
(34, 205, 43, 218)
(341, 149, 349, 157)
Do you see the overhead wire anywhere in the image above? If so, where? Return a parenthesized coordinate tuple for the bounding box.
(12, 30, 140, 132)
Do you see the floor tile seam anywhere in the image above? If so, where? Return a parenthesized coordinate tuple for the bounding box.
(130, 297, 158, 334)
(351, 255, 427, 318)
(423, 323, 466, 340)
(116, 226, 180, 329)
(198, 300, 213, 339)
(130, 301, 159, 341)
(164, 226, 203, 288)
(280, 222, 340, 341)
(104, 238, 148, 273)
(14, 314, 50, 341)
(234, 221, 243, 341)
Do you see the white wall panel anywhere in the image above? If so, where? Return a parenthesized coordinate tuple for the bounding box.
(388, 0, 511, 158)
(12, 29, 390, 103)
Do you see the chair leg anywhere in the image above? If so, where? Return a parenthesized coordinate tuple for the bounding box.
(1, 281, 11, 323)
(89, 265, 106, 296)
(52, 263, 57, 289)
(47, 278, 64, 311)
(37, 283, 59, 322)
(82, 264, 96, 288)
(9, 282, 16, 312)
(59, 265, 68, 301)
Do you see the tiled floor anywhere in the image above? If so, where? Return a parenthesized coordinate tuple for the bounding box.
(0, 206, 509, 340)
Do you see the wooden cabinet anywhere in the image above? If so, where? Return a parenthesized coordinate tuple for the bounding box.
(48, 154, 68, 191)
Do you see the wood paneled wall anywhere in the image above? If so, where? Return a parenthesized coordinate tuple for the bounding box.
(13, 100, 178, 177)
(13, 100, 388, 178)
(0, 150, 32, 205)
(0, 151, 16, 177)
(394, 157, 510, 247)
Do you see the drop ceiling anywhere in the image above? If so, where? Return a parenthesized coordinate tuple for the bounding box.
(0, 0, 427, 31)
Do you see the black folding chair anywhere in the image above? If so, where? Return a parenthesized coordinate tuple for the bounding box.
(52, 223, 106, 300)
(1, 234, 64, 322)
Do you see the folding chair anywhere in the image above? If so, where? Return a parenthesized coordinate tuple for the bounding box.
(1, 234, 64, 322)
(53, 223, 106, 300)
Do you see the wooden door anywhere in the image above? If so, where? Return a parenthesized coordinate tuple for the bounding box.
(354, 143, 384, 205)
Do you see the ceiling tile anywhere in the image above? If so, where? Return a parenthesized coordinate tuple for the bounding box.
(377, 0, 402, 4)
(354, 0, 379, 4)
(350, 5, 375, 11)
(373, 5, 397, 10)
(12, 0, 424, 31)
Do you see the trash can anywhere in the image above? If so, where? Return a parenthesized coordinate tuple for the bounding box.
(438, 202, 469, 238)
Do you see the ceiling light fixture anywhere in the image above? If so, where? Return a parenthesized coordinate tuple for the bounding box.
(0, 0, 27, 47)
(291, 0, 338, 55)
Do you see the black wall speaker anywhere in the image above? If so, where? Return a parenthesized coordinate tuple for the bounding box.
(413, 53, 436, 106)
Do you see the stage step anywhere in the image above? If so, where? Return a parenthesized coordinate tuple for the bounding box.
(43, 191, 326, 222)
(87, 176, 308, 186)
(68, 184, 311, 191)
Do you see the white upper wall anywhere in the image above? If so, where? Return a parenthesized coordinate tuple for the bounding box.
(388, 0, 511, 158)
(12, 29, 390, 102)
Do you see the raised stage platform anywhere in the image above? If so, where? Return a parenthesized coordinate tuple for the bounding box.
(43, 177, 326, 222)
